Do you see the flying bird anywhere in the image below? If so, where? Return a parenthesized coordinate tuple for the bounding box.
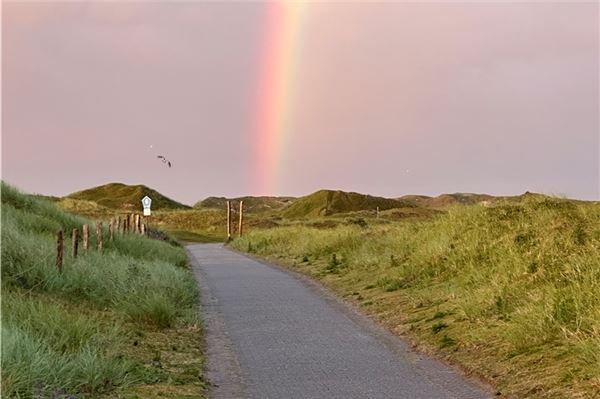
(156, 155, 172, 168)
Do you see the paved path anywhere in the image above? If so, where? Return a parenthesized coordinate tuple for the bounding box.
(188, 244, 490, 399)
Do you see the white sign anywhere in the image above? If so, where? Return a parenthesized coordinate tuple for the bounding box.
(142, 196, 152, 216)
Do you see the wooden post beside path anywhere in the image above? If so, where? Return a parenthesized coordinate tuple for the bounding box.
(72, 228, 79, 258)
(56, 230, 63, 272)
(238, 200, 244, 238)
(109, 218, 114, 241)
(96, 222, 103, 251)
(82, 224, 89, 254)
(227, 200, 232, 241)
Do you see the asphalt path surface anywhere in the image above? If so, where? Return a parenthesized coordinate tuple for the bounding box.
(188, 243, 491, 399)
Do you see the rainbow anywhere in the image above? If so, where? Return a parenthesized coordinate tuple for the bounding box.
(254, 2, 307, 195)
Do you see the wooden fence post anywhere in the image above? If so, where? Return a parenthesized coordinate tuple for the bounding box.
(376, 206, 380, 218)
(135, 214, 141, 234)
(129, 213, 134, 232)
(82, 224, 89, 254)
(109, 218, 114, 241)
(141, 221, 146, 236)
(117, 216, 122, 234)
(238, 201, 244, 237)
(96, 222, 103, 252)
(56, 230, 63, 272)
(72, 228, 79, 258)
(227, 200, 232, 241)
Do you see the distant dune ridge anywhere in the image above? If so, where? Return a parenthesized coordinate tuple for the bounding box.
(281, 190, 413, 218)
(67, 182, 190, 210)
(398, 193, 496, 209)
(61, 182, 586, 217)
(195, 196, 296, 214)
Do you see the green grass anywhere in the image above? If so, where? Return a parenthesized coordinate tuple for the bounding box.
(1, 182, 204, 398)
(232, 197, 600, 398)
(195, 195, 295, 214)
(167, 230, 224, 243)
(151, 209, 228, 242)
(54, 200, 231, 244)
(281, 189, 411, 218)
(2, 293, 137, 397)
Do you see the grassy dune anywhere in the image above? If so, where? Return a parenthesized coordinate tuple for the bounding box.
(68, 182, 190, 210)
(195, 195, 295, 214)
(232, 197, 600, 398)
(281, 189, 410, 218)
(1, 183, 205, 398)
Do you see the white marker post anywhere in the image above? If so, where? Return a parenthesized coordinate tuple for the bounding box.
(142, 196, 152, 216)
(142, 196, 152, 236)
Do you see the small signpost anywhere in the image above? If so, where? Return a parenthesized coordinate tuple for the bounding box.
(142, 196, 152, 216)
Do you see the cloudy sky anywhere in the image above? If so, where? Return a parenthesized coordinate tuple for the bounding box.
(3, 1, 598, 204)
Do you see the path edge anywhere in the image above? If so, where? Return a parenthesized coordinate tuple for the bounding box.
(225, 244, 495, 398)
(186, 245, 248, 399)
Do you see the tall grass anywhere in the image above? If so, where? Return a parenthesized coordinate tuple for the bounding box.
(233, 197, 600, 397)
(2, 293, 139, 397)
(1, 183, 199, 397)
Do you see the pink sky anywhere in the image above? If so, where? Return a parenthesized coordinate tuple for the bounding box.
(2, 1, 598, 204)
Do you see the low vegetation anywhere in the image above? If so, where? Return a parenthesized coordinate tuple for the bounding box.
(1, 183, 205, 398)
(281, 189, 410, 218)
(232, 196, 600, 398)
(67, 182, 190, 210)
(195, 195, 295, 214)
(43, 181, 600, 396)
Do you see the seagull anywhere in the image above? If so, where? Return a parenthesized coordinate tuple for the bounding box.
(156, 155, 172, 168)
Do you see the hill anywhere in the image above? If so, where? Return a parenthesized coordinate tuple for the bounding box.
(282, 190, 412, 218)
(399, 193, 495, 209)
(195, 196, 295, 213)
(67, 182, 190, 210)
(397, 192, 571, 209)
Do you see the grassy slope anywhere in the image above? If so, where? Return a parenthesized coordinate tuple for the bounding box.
(232, 197, 600, 398)
(399, 193, 495, 209)
(1, 183, 205, 398)
(282, 189, 411, 218)
(68, 182, 190, 210)
(151, 209, 228, 243)
(195, 196, 295, 214)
